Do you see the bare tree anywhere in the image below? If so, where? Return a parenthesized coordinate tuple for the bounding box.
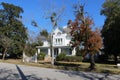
(0, 35, 13, 60)
(44, 7, 65, 65)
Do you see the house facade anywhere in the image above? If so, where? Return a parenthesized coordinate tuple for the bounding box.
(36, 27, 76, 58)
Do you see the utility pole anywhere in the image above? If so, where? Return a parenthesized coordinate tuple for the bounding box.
(51, 31, 54, 65)
(50, 12, 57, 65)
(45, 7, 64, 65)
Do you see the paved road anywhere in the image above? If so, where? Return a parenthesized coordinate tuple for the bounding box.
(0, 63, 120, 80)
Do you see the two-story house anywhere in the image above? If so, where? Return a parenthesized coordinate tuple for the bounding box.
(36, 27, 76, 58)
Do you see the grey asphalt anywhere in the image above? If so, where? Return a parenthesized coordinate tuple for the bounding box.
(0, 63, 120, 80)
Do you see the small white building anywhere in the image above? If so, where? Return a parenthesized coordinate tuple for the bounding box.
(36, 27, 76, 58)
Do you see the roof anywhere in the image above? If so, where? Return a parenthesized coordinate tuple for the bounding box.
(52, 27, 63, 34)
(52, 26, 71, 34)
(63, 26, 71, 34)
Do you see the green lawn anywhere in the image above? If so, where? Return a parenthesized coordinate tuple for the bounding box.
(0, 59, 120, 74)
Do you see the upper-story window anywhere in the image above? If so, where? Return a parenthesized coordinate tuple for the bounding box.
(58, 39, 60, 44)
(57, 32, 61, 35)
(55, 38, 63, 45)
(53, 33, 55, 35)
(61, 38, 62, 44)
(55, 39, 57, 45)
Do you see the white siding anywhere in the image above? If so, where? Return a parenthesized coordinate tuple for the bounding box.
(42, 27, 71, 47)
(43, 40, 50, 47)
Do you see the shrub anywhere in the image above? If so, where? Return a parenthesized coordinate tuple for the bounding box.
(64, 56, 83, 62)
(56, 53, 83, 62)
(56, 52, 66, 61)
(38, 52, 46, 60)
(98, 54, 108, 62)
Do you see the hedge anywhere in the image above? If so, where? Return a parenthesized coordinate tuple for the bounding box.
(56, 53, 83, 62)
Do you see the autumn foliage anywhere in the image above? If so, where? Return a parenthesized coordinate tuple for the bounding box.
(68, 18, 102, 55)
(68, 4, 102, 70)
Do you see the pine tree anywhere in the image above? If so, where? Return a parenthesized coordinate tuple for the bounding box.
(0, 2, 28, 59)
(101, 0, 120, 64)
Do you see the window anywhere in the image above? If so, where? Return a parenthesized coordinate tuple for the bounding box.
(57, 32, 61, 35)
(58, 39, 60, 44)
(61, 38, 62, 44)
(56, 39, 57, 44)
(55, 38, 63, 45)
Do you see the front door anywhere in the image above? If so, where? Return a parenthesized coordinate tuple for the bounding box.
(54, 48, 58, 57)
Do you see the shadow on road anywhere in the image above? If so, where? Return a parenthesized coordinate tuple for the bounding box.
(55, 70, 118, 80)
(56, 70, 98, 80)
(16, 65, 27, 80)
(16, 65, 56, 80)
(0, 68, 19, 80)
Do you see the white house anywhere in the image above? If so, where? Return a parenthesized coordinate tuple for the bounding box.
(36, 27, 76, 58)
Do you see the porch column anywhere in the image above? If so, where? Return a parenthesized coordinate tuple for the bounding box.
(38, 48, 40, 54)
(35, 52, 38, 63)
(23, 51, 25, 62)
(48, 48, 51, 56)
(58, 48, 61, 54)
(72, 48, 76, 56)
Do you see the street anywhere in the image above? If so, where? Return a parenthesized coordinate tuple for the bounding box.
(0, 63, 120, 80)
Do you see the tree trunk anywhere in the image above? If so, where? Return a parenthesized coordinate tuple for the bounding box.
(2, 48, 7, 60)
(114, 54, 118, 64)
(89, 53, 95, 71)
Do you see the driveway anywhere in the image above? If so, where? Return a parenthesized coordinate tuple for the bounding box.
(0, 62, 120, 80)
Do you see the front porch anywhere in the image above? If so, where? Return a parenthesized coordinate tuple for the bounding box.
(36, 46, 76, 57)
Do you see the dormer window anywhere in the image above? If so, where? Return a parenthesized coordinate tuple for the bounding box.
(57, 32, 61, 35)
(53, 33, 55, 35)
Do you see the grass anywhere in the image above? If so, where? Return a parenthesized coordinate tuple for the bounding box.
(0, 59, 120, 74)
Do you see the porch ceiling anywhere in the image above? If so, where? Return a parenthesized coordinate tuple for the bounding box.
(36, 46, 70, 49)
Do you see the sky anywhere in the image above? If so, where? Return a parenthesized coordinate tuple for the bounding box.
(0, 0, 105, 37)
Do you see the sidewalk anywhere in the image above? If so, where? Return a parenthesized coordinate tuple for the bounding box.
(0, 62, 120, 80)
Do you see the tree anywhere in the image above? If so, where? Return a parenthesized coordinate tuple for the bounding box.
(68, 4, 102, 70)
(0, 35, 13, 60)
(40, 29, 49, 38)
(36, 29, 49, 44)
(24, 42, 37, 57)
(101, 0, 120, 64)
(0, 2, 28, 58)
(45, 7, 64, 65)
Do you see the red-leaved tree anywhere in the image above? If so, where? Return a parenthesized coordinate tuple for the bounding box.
(68, 4, 102, 70)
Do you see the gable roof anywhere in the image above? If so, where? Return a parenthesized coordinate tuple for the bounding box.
(63, 26, 71, 34)
(52, 27, 63, 35)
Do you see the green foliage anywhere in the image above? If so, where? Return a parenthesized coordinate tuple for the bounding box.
(101, 0, 120, 18)
(37, 41, 43, 46)
(24, 41, 43, 57)
(25, 43, 36, 57)
(40, 29, 49, 38)
(38, 52, 46, 60)
(0, 35, 13, 49)
(56, 52, 66, 61)
(36, 29, 48, 46)
(0, 2, 28, 58)
(56, 52, 83, 62)
(0, 35, 13, 60)
(63, 56, 83, 62)
(98, 54, 108, 62)
(101, 0, 120, 63)
(76, 46, 82, 56)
